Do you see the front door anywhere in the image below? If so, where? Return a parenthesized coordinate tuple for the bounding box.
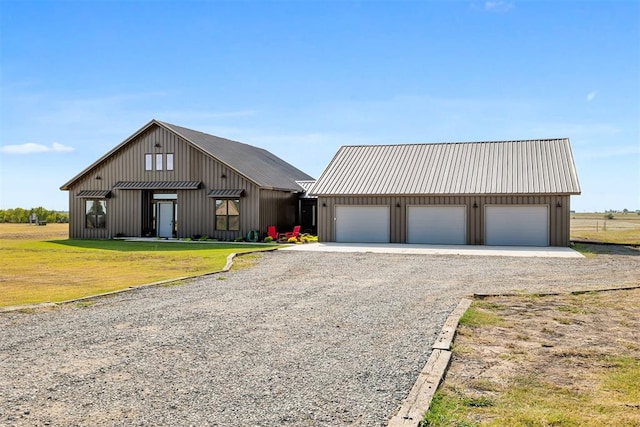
(157, 202, 174, 238)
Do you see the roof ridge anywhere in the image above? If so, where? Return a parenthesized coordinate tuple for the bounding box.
(340, 138, 570, 148)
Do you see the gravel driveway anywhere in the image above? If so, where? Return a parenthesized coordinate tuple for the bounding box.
(1, 249, 638, 426)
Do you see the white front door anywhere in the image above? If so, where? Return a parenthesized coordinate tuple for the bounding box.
(157, 202, 174, 238)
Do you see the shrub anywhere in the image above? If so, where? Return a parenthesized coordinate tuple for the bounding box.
(299, 234, 318, 243)
(604, 213, 614, 220)
(198, 235, 210, 241)
(234, 236, 245, 242)
(287, 236, 298, 243)
(264, 236, 274, 243)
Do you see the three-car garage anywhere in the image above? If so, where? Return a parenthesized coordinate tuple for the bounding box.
(312, 139, 580, 247)
(334, 203, 551, 246)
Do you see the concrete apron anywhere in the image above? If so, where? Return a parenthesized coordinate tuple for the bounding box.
(280, 242, 584, 258)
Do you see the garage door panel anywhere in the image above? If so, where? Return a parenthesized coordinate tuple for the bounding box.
(407, 206, 466, 244)
(335, 206, 390, 243)
(485, 206, 549, 246)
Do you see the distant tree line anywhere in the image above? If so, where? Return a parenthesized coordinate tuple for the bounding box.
(0, 207, 69, 223)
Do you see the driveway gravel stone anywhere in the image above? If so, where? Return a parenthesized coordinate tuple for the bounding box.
(1, 250, 638, 426)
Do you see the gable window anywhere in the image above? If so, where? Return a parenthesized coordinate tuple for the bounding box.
(166, 153, 174, 171)
(145, 154, 153, 171)
(215, 199, 240, 231)
(155, 153, 163, 170)
(85, 200, 107, 228)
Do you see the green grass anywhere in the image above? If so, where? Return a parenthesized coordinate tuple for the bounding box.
(0, 237, 278, 307)
(421, 391, 478, 427)
(458, 307, 504, 328)
(424, 364, 640, 427)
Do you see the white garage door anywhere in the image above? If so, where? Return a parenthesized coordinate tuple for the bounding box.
(485, 205, 549, 246)
(335, 206, 390, 243)
(407, 206, 466, 244)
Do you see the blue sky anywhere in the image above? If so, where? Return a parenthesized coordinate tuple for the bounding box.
(1, 0, 638, 212)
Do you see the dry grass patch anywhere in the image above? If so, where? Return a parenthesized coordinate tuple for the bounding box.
(571, 213, 640, 245)
(424, 288, 640, 426)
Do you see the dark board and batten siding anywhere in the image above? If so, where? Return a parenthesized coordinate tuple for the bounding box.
(67, 125, 271, 239)
(317, 195, 571, 246)
(259, 190, 299, 235)
(67, 126, 188, 238)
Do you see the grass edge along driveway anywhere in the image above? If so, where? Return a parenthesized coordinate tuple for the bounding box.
(422, 286, 640, 427)
(0, 238, 278, 307)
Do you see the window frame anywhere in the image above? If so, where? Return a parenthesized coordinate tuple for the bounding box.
(155, 153, 163, 170)
(215, 199, 240, 231)
(166, 153, 174, 171)
(85, 199, 107, 229)
(145, 154, 153, 171)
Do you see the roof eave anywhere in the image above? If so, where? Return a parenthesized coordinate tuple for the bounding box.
(60, 119, 162, 190)
(313, 191, 582, 197)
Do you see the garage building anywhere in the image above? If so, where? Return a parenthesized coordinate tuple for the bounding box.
(311, 139, 581, 247)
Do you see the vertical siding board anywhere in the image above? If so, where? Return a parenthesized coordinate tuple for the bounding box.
(65, 123, 308, 241)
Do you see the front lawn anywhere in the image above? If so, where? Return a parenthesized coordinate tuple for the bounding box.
(0, 224, 277, 307)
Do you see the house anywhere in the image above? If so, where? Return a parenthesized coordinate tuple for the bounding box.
(311, 139, 581, 247)
(60, 119, 314, 240)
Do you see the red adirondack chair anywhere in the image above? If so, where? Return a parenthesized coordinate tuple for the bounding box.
(267, 225, 278, 240)
(279, 225, 301, 242)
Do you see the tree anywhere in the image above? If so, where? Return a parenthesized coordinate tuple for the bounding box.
(0, 207, 68, 223)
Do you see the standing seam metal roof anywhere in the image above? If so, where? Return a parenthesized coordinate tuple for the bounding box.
(311, 139, 581, 196)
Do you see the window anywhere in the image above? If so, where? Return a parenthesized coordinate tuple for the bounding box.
(166, 153, 174, 171)
(145, 154, 153, 171)
(85, 200, 107, 228)
(215, 199, 240, 231)
(155, 153, 163, 170)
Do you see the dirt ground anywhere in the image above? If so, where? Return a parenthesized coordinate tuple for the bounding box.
(442, 284, 640, 425)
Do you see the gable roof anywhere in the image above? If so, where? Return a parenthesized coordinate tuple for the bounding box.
(311, 139, 581, 196)
(159, 121, 313, 191)
(61, 119, 313, 191)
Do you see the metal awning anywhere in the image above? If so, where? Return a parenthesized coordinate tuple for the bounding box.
(207, 189, 245, 198)
(113, 181, 201, 190)
(76, 190, 112, 198)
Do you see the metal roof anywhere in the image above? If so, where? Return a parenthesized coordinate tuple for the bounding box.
(76, 190, 112, 198)
(114, 181, 201, 190)
(311, 139, 581, 196)
(61, 119, 313, 192)
(295, 180, 317, 199)
(207, 189, 246, 198)
(159, 122, 313, 191)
